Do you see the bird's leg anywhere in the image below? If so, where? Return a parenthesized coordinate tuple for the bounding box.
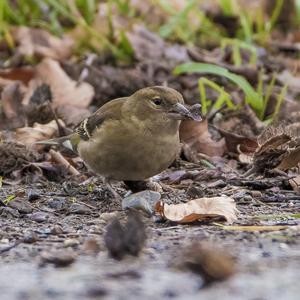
(124, 179, 163, 193)
(104, 178, 122, 201)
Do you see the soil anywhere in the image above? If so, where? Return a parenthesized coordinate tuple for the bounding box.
(1, 3, 300, 299)
(1, 176, 299, 300)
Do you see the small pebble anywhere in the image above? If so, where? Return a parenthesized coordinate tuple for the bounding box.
(48, 198, 67, 210)
(68, 203, 92, 215)
(8, 198, 33, 214)
(50, 225, 63, 235)
(23, 231, 38, 244)
(99, 212, 121, 222)
(0, 207, 20, 218)
(27, 189, 40, 201)
(122, 190, 161, 215)
(85, 286, 107, 297)
(251, 191, 262, 198)
(29, 212, 49, 223)
(0, 239, 9, 244)
(40, 250, 76, 267)
(64, 238, 80, 248)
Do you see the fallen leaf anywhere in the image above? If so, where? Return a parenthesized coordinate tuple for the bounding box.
(23, 58, 94, 109)
(251, 129, 300, 173)
(12, 26, 74, 61)
(156, 196, 237, 224)
(256, 134, 291, 156)
(180, 119, 226, 158)
(277, 147, 300, 170)
(0, 67, 34, 85)
(1, 81, 26, 129)
(0, 140, 41, 176)
(127, 24, 189, 63)
(217, 127, 258, 154)
(56, 105, 90, 127)
(289, 175, 300, 192)
(15, 119, 64, 146)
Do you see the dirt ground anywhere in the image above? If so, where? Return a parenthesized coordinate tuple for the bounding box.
(1, 2, 300, 299)
(1, 175, 299, 300)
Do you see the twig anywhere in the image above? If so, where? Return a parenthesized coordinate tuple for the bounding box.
(49, 149, 80, 176)
(76, 200, 97, 210)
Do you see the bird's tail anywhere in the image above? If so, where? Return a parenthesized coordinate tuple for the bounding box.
(35, 133, 80, 153)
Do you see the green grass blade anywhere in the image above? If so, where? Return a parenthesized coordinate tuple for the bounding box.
(174, 62, 263, 111)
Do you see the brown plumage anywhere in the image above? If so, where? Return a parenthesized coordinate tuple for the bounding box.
(37, 86, 202, 198)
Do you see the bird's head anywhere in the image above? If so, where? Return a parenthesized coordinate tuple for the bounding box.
(129, 86, 202, 123)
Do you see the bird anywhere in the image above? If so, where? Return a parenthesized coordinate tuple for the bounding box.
(37, 86, 202, 198)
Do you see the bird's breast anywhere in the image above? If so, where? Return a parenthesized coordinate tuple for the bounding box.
(78, 119, 180, 181)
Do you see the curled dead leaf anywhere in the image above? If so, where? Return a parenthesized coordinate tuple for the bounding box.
(155, 196, 237, 224)
(216, 127, 258, 154)
(15, 120, 64, 146)
(251, 129, 300, 173)
(23, 58, 94, 109)
(12, 26, 74, 61)
(180, 119, 226, 158)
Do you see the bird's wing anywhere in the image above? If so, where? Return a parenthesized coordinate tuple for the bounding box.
(35, 98, 127, 153)
(75, 97, 127, 141)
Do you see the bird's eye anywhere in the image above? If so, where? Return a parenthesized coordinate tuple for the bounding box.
(152, 98, 162, 106)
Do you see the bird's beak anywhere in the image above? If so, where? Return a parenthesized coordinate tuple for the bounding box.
(168, 103, 202, 121)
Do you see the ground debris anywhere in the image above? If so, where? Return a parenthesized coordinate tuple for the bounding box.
(156, 196, 237, 224)
(0, 140, 41, 176)
(179, 242, 236, 285)
(40, 250, 76, 267)
(104, 210, 146, 260)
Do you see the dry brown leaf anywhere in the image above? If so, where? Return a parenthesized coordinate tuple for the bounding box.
(156, 196, 237, 224)
(251, 128, 300, 173)
(56, 105, 90, 127)
(289, 175, 300, 192)
(0, 67, 34, 85)
(12, 26, 74, 61)
(1, 82, 25, 119)
(217, 127, 258, 154)
(15, 120, 64, 146)
(127, 25, 189, 63)
(277, 147, 300, 170)
(1, 81, 27, 129)
(256, 134, 291, 156)
(180, 119, 226, 158)
(0, 140, 41, 176)
(23, 58, 94, 108)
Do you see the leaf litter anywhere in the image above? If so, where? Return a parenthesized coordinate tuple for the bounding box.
(0, 1, 300, 299)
